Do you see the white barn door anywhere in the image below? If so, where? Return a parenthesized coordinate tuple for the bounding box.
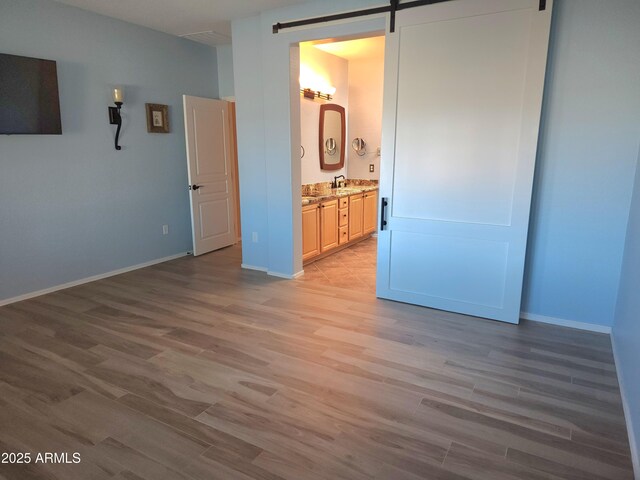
(377, 0, 552, 323)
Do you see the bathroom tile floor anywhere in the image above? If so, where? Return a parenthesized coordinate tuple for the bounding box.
(301, 236, 377, 293)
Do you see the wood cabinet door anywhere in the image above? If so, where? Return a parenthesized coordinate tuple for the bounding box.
(302, 204, 321, 260)
(349, 194, 364, 241)
(320, 199, 339, 252)
(363, 191, 378, 235)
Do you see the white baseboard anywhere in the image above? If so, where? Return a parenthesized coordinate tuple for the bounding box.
(520, 311, 612, 334)
(611, 335, 640, 480)
(267, 269, 304, 280)
(241, 264, 303, 280)
(241, 263, 268, 272)
(0, 252, 188, 307)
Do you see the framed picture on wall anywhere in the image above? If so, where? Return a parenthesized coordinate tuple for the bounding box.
(145, 103, 169, 133)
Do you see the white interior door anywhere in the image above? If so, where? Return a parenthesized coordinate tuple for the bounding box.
(377, 0, 552, 323)
(183, 95, 236, 256)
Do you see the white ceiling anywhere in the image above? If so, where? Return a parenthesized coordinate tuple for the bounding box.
(312, 36, 385, 61)
(51, 0, 311, 46)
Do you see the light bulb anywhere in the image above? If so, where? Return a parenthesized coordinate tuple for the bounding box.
(113, 87, 124, 103)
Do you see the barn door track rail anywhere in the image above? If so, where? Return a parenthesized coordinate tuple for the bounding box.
(272, 0, 547, 35)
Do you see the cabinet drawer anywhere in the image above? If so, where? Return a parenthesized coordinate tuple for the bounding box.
(339, 226, 349, 244)
(339, 208, 349, 227)
(339, 197, 349, 209)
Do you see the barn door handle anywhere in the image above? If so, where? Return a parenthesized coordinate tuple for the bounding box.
(380, 197, 388, 230)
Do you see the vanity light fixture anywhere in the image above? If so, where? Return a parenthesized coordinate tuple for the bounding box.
(108, 86, 124, 150)
(300, 87, 334, 101)
(299, 64, 336, 101)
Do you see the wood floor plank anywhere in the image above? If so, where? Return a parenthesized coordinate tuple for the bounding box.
(443, 442, 562, 480)
(0, 239, 634, 479)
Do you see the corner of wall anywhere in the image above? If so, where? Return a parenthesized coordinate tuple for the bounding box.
(611, 143, 640, 479)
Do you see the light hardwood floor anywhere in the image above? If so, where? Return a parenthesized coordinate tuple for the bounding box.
(0, 243, 634, 479)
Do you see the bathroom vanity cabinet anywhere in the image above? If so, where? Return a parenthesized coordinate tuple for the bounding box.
(302, 189, 378, 264)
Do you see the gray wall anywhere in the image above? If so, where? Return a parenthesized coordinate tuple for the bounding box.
(0, 0, 218, 302)
(216, 45, 235, 99)
(522, 0, 640, 327)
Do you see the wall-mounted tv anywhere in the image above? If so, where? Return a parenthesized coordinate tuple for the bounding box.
(0, 53, 62, 135)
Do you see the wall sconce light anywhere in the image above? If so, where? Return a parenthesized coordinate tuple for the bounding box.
(108, 87, 124, 150)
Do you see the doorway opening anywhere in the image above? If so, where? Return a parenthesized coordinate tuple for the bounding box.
(295, 35, 385, 294)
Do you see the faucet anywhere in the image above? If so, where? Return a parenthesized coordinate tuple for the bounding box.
(332, 175, 345, 189)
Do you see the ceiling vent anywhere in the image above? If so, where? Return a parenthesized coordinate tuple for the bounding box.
(179, 30, 231, 46)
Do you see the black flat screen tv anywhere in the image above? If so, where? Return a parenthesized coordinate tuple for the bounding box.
(0, 53, 62, 135)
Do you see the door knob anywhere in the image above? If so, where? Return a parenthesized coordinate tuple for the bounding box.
(191, 184, 201, 190)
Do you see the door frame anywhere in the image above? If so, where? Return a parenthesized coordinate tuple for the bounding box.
(227, 101, 242, 243)
(287, 19, 388, 277)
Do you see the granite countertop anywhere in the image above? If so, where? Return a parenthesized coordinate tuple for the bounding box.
(302, 185, 379, 206)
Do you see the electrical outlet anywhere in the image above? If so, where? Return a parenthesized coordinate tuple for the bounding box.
(252, 232, 259, 243)
(162, 224, 169, 235)
(369, 164, 375, 173)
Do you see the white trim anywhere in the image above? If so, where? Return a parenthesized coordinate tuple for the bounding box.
(520, 312, 612, 334)
(611, 334, 640, 480)
(0, 253, 188, 307)
(240, 264, 303, 279)
(241, 263, 268, 272)
(267, 269, 304, 280)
